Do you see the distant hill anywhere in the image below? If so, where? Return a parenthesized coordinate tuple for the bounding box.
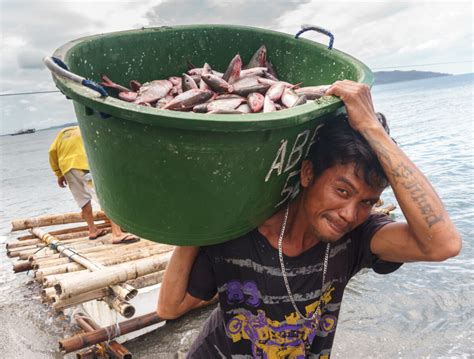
(373, 70, 452, 85)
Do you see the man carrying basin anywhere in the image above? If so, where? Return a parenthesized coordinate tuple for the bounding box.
(157, 80, 461, 358)
(49, 126, 140, 244)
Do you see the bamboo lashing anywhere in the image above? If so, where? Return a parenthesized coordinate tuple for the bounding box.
(30, 227, 138, 302)
(74, 313, 132, 359)
(59, 312, 164, 353)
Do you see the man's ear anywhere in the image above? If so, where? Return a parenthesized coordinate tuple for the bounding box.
(300, 160, 314, 188)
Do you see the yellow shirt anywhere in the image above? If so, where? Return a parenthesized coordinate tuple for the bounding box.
(48, 126, 89, 177)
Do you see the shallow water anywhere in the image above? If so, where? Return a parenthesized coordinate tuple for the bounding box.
(0, 74, 472, 358)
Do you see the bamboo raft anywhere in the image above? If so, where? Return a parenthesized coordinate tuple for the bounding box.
(7, 210, 174, 358)
(7, 204, 396, 357)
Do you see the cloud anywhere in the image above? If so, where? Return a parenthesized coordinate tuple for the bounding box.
(274, 1, 473, 70)
(17, 50, 46, 69)
(144, 0, 309, 28)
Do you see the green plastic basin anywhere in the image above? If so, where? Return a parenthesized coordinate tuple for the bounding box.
(50, 25, 373, 245)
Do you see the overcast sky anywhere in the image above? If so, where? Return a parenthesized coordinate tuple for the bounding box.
(0, 0, 472, 135)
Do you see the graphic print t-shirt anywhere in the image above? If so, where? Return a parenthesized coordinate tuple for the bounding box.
(187, 213, 402, 358)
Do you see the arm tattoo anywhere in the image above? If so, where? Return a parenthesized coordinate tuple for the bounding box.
(363, 131, 444, 228)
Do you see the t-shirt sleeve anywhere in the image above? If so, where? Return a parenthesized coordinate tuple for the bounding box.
(187, 247, 217, 301)
(350, 213, 403, 275)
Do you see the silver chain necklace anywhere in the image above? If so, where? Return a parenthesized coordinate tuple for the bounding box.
(278, 204, 330, 321)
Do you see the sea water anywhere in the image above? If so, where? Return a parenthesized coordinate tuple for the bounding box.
(0, 73, 472, 358)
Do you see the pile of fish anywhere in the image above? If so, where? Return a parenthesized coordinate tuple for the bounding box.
(100, 45, 329, 114)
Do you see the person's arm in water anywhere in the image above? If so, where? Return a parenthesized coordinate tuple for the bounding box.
(326, 80, 461, 262)
(157, 246, 216, 319)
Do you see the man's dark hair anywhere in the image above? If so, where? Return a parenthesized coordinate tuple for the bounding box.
(306, 113, 391, 189)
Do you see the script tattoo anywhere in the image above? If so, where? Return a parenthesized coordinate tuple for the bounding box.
(364, 132, 443, 228)
(391, 164, 444, 228)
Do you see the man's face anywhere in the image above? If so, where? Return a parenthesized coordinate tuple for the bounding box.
(301, 161, 384, 242)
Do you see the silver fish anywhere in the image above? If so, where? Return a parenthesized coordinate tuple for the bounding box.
(263, 95, 277, 113)
(200, 63, 212, 91)
(100, 74, 130, 93)
(292, 95, 307, 107)
(232, 76, 270, 96)
(182, 73, 198, 92)
(118, 91, 138, 102)
(240, 67, 267, 78)
(215, 94, 245, 100)
(201, 74, 233, 93)
(207, 98, 245, 112)
(222, 54, 242, 84)
(163, 89, 213, 110)
(263, 69, 278, 81)
(187, 68, 203, 76)
(265, 60, 278, 79)
(295, 85, 330, 99)
(208, 109, 243, 114)
(247, 92, 264, 113)
(129, 80, 142, 92)
(281, 88, 299, 108)
(192, 102, 211, 113)
(168, 76, 181, 86)
(257, 77, 293, 87)
(233, 84, 270, 97)
(236, 103, 251, 113)
(156, 94, 175, 108)
(246, 45, 267, 68)
(134, 80, 173, 104)
(266, 82, 286, 102)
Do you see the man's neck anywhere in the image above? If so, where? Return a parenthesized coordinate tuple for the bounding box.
(258, 197, 320, 257)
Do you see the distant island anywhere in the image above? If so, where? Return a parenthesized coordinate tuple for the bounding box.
(373, 70, 452, 85)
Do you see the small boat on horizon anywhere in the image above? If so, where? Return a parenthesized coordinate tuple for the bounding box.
(10, 128, 36, 136)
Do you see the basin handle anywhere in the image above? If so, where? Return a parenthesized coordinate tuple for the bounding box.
(295, 25, 334, 50)
(43, 56, 108, 97)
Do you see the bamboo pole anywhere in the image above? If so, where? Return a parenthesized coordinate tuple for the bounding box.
(11, 211, 106, 231)
(372, 203, 397, 215)
(103, 296, 135, 318)
(127, 270, 164, 289)
(32, 240, 156, 266)
(16, 222, 110, 241)
(54, 230, 92, 240)
(59, 312, 164, 353)
(52, 288, 109, 310)
(31, 228, 138, 302)
(16, 237, 111, 259)
(19, 239, 110, 260)
(54, 253, 171, 299)
(33, 239, 159, 268)
(75, 346, 98, 359)
(74, 313, 132, 359)
(52, 270, 165, 311)
(6, 238, 41, 249)
(37, 245, 173, 280)
(13, 260, 33, 273)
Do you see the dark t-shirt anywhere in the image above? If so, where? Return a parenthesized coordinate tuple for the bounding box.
(187, 213, 402, 358)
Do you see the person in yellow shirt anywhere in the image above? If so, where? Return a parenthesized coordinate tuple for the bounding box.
(49, 126, 139, 243)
